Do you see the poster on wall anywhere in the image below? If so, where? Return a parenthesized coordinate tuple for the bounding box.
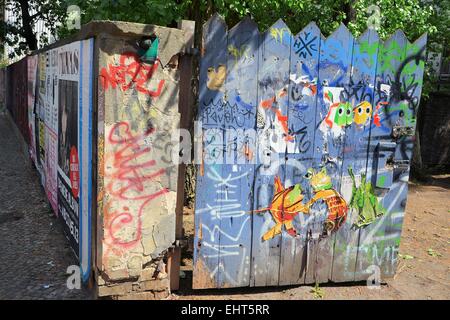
(58, 77, 79, 254)
(33, 39, 94, 282)
(27, 55, 38, 167)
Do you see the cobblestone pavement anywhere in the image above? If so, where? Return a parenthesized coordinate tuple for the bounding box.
(0, 112, 93, 300)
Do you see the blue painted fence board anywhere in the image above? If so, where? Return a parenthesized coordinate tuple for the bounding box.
(331, 29, 380, 282)
(279, 22, 322, 286)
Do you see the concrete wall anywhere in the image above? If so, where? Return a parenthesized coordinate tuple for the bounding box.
(95, 24, 186, 299)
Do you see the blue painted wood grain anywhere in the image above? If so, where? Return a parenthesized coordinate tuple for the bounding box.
(216, 17, 259, 288)
(305, 24, 354, 284)
(353, 30, 409, 281)
(279, 22, 322, 286)
(250, 19, 291, 287)
(331, 29, 380, 282)
(193, 13, 228, 289)
(378, 33, 427, 280)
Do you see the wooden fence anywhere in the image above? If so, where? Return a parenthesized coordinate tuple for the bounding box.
(193, 14, 427, 289)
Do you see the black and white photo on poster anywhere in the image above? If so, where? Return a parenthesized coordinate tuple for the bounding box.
(57, 78, 79, 256)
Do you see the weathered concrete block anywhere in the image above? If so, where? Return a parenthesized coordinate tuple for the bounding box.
(106, 268, 129, 281)
(116, 292, 156, 300)
(140, 278, 169, 292)
(98, 283, 133, 297)
(139, 267, 156, 281)
(154, 290, 170, 300)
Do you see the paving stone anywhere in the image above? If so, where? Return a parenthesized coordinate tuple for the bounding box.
(0, 113, 92, 300)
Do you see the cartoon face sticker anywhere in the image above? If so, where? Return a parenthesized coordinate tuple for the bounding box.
(334, 102, 353, 127)
(353, 101, 372, 125)
(305, 167, 333, 192)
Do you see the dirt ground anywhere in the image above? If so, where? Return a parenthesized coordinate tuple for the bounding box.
(175, 176, 450, 300)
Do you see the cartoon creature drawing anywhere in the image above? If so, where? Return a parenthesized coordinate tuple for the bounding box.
(305, 167, 348, 235)
(324, 101, 354, 128)
(323, 91, 353, 128)
(253, 176, 309, 241)
(207, 64, 226, 91)
(353, 101, 373, 126)
(348, 166, 386, 228)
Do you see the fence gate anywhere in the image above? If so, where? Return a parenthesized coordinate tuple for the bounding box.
(192, 13, 427, 289)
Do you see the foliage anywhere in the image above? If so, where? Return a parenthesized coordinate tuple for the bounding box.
(0, 59, 9, 69)
(3, 0, 449, 96)
(0, 0, 67, 59)
(57, 0, 188, 39)
(398, 253, 415, 260)
(427, 248, 442, 257)
(310, 282, 324, 299)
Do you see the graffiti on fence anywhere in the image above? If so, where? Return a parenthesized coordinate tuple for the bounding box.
(193, 14, 427, 288)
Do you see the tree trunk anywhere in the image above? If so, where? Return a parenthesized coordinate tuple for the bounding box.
(343, 1, 356, 25)
(18, 0, 38, 51)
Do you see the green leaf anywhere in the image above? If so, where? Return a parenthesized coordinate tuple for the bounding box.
(427, 248, 442, 257)
(310, 283, 324, 299)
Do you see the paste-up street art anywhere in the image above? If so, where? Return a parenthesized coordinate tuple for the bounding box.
(193, 15, 427, 289)
(305, 167, 348, 234)
(353, 101, 372, 126)
(348, 166, 386, 228)
(252, 176, 309, 241)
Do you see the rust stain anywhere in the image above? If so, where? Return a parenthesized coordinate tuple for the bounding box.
(243, 143, 253, 161)
(200, 149, 205, 176)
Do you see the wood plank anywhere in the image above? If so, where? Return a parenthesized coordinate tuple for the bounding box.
(250, 19, 291, 287)
(354, 30, 408, 282)
(215, 17, 259, 288)
(377, 33, 427, 280)
(279, 22, 322, 286)
(192, 14, 228, 289)
(304, 24, 354, 284)
(330, 29, 380, 282)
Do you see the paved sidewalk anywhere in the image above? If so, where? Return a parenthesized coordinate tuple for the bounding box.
(0, 112, 92, 300)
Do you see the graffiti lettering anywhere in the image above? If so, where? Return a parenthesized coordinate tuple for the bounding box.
(100, 52, 165, 97)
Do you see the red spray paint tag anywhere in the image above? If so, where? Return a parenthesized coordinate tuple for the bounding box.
(69, 146, 79, 198)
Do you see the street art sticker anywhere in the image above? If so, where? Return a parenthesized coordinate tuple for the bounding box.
(193, 15, 427, 288)
(31, 39, 94, 282)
